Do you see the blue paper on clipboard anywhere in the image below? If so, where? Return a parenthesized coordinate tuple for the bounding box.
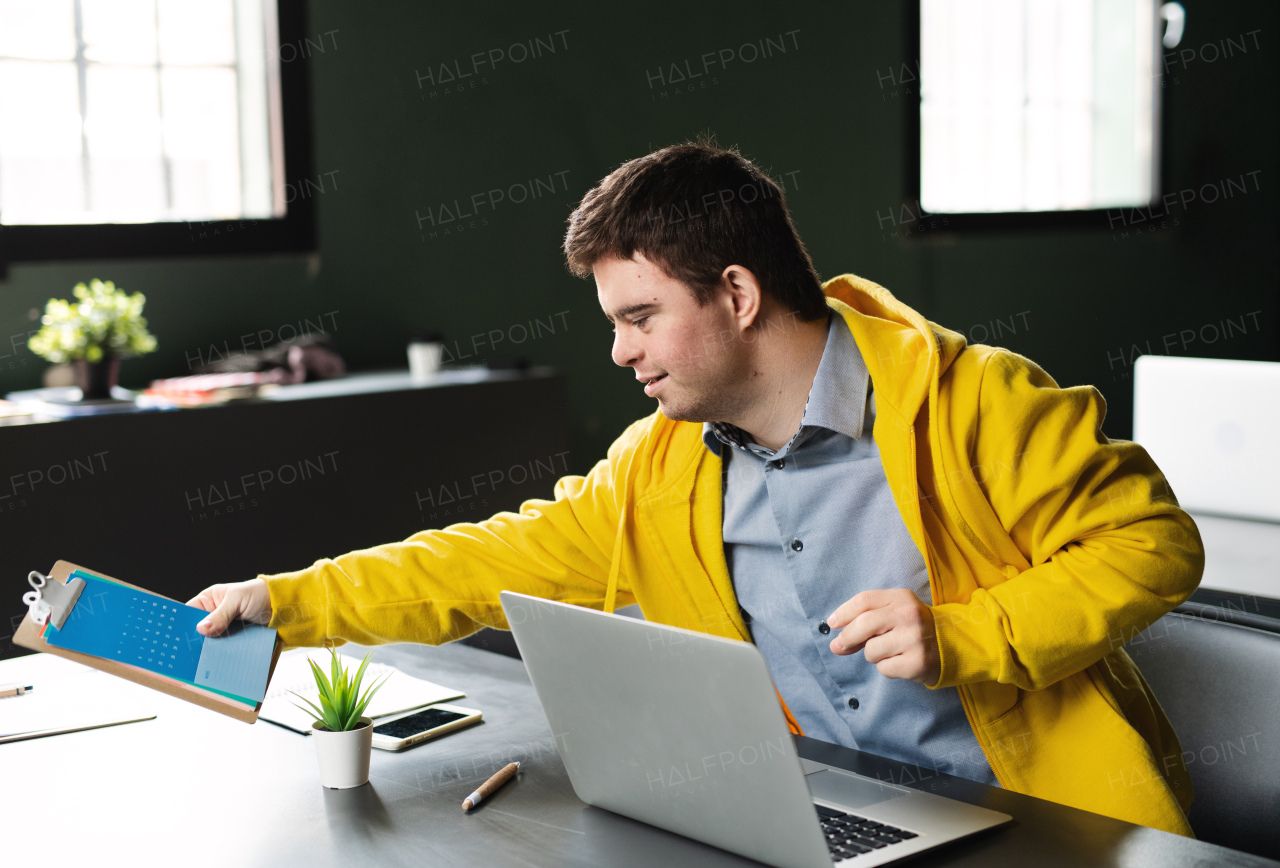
(43, 571, 276, 703)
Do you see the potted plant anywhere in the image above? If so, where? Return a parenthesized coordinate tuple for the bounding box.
(290, 647, 388, 789)
(28, 279, 157, 400)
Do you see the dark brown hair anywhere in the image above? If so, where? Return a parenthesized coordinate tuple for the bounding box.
(563, 140, 828, 321)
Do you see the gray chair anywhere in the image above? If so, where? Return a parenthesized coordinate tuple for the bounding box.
(1126, 599, 1280, 860)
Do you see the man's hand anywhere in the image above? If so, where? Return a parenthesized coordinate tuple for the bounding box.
(827, 588, 941, 687)
(187, 579, 273, 637)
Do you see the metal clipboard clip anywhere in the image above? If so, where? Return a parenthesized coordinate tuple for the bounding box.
(22, 570, 86, 631)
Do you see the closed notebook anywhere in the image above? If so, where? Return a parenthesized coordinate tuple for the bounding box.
(0, 658, 156, 743)
(259, 648, 465, 734)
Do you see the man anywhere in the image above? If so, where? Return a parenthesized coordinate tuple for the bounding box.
(190, 142, 1203, 835)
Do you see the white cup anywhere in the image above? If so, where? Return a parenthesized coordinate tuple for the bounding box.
(408, 340, 443, 383)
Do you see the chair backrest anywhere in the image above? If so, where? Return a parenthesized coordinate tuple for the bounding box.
(1127, 602, 1280, 859)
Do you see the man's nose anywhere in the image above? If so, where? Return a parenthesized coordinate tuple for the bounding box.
(612, 330, 639, 368)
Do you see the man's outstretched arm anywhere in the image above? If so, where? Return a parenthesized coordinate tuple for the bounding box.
(189, 420, 648, 647)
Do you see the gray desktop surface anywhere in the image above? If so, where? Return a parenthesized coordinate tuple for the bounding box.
(5, 641, 1272, 868)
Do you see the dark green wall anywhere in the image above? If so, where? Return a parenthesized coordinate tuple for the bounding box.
(1, 0, 1275, 469)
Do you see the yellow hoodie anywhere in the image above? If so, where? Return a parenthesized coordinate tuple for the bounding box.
(263, 274, 1203, 835)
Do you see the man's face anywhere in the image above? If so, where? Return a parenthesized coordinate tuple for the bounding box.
(595, 254, 750, 422)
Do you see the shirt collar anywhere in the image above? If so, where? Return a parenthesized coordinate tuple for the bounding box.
(702, 313, 871, 457)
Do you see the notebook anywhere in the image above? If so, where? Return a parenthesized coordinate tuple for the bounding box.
(258, 648, 466, 734)
(0, 656, 156, 744)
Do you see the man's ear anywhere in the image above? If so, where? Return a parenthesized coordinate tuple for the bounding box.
(721, 264, 763, 332)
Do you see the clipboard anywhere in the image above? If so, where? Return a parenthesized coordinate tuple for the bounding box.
(14, 560, 283, 723)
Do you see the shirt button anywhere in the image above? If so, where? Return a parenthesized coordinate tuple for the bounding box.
(848, 697, 860, 710)
(771, 458, 785, 469)
(791, 538, 803, 552)
(818, 621, 831, 635)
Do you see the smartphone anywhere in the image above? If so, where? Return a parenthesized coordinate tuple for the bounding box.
(370, 703, 483, 752)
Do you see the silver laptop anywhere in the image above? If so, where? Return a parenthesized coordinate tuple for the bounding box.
(501, 591, 1010, 868)
(1133, 354, 1280, 522)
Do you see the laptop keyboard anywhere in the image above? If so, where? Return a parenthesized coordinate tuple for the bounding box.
(815, 804, 918, 861)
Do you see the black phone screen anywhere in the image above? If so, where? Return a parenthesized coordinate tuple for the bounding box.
(373, 707, 468, 739)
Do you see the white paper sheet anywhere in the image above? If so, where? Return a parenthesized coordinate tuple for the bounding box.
(258, 649, 465, 734)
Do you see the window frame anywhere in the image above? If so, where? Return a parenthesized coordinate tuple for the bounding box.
(902, 0, 1170, 234)
(0, 0, 315, 270)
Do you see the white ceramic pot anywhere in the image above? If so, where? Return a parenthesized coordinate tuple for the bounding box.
(311, 717, 373, 789)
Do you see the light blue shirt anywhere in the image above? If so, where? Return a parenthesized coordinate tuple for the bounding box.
(703, 315, 998, 786)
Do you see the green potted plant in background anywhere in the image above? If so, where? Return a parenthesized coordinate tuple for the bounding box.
(28, 279, 157, 400)
(291, 647, 388, 789)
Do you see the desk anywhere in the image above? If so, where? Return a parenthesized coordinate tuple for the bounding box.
(3, 642, 1272, 868)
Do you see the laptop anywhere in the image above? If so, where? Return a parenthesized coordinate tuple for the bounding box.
(1133, 354, 1280, 522)
(500, 591, 1011, 867)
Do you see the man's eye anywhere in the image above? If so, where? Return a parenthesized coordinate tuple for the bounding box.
(632, 317, 649, 328)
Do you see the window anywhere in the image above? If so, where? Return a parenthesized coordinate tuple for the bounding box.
(912, 0, 1165, 225)
(0, 0, 313, 265)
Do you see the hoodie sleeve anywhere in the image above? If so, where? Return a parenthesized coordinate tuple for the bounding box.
(929, 350, 1205, 691)
(261, 419, 650, 648)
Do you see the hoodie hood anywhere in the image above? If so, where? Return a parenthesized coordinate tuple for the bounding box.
(823, 273, 967, 425)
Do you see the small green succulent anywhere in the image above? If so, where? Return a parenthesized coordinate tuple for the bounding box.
(290, 647, 389, 732)
(28, 279, 158, 363)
